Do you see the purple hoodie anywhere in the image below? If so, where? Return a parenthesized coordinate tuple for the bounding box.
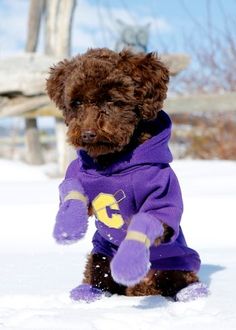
(65, 111, 201, 272)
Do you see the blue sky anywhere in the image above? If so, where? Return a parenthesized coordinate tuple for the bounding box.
(0, 0, 236, 57)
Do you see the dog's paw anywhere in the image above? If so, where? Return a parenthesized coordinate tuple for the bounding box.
(111, 240, 150, 286)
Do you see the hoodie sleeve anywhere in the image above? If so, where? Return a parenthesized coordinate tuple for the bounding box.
(55, 159, 85, 206)
(131, 164, 183, 243)
(65, 159, 81, 179)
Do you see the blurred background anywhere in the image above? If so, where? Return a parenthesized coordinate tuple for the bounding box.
(0, 0, 236, 174)
(0, 2, 236, 326)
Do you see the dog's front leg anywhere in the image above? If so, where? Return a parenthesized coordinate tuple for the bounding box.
(110, 213, 164, 286)
(70, 253, 126, 302)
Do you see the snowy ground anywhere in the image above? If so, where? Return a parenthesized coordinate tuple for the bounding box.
(0, 158, 236, 330)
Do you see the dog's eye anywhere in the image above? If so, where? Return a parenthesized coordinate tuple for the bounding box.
(114, 101, 126, 107)
(71, 100, 83, 108)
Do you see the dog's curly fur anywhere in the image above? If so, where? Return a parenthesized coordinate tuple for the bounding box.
(46, 48, 198, 298)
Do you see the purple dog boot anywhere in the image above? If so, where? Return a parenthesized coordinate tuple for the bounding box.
(111, 213, 164, 286)
(175, 282, 209, 302)
(70, 284, 103, 303)
(53, 199, 88, 244)
(111, 240, 150, 286)
(53, 178, 88, 244)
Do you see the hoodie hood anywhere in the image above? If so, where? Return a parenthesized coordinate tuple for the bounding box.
(77, 110, 173, 175)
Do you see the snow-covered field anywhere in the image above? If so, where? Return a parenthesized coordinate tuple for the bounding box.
(0, 158, 236, 330)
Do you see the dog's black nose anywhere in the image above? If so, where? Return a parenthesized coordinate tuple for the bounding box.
(82, 130, 97, 142)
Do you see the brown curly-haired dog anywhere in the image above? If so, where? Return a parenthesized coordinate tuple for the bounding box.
(47, 48, 169, 157)
(46, 48, 200, 301)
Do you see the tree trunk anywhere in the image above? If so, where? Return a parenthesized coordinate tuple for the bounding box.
(25, 118, 44, 165)
(25, 0, 45, 165)
(25, 0, 45, 52)
(55, 118, 76, 175)
(45, 0, 76, 57)
(44, 0, 59, 56)
(55, 0, 76, 57)
(45, 0, 76, 175)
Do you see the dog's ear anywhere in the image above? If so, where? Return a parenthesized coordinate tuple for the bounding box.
(119, 50, 169, 120)
(46, 59, 73, 111)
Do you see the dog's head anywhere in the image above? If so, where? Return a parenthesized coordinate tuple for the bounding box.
(46, 48, 169, 158)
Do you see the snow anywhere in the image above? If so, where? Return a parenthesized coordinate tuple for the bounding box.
(0, 158, 236, 329)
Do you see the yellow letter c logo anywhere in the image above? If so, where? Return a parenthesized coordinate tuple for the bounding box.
(92, 193, 124, 229)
